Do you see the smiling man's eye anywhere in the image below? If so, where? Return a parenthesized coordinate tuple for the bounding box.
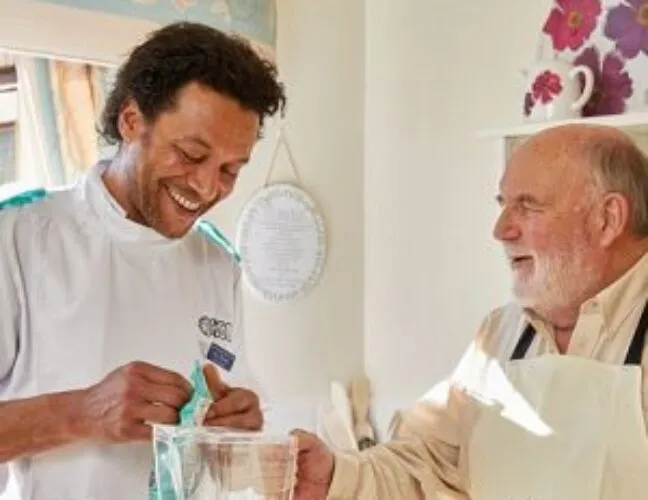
(173, 146, 206, 163)
(177, 148, 205, 164)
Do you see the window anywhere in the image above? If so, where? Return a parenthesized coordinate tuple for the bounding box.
(0, 124, 16, 185)
(0, 52, 114, 195)
(0, 61, 17, 187)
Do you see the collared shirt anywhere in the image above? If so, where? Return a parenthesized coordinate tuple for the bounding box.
(0, 162, 261, 500)
(327, 252, 648, 499)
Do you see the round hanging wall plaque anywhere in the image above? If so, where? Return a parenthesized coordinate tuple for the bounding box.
(236, 183, 326, 303)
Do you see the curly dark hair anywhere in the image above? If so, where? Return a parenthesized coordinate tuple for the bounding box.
(100, 21, 286, 144)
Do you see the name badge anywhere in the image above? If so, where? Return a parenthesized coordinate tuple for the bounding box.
(207, 342, 236, 371)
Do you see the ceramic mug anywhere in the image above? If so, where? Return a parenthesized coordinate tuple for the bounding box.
(523, 59, 594, 122)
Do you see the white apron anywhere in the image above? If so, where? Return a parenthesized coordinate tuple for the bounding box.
(468, 301, 648, 500)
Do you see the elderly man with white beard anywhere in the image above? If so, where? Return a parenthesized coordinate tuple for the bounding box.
(291, 124, 648, 500)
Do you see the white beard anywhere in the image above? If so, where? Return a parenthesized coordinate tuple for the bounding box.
(514, 237, 600, 314)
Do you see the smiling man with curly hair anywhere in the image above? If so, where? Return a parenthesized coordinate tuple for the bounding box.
(0, 21, 285, 500)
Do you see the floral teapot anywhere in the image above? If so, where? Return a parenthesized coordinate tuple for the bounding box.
(522, 58, 595, 122)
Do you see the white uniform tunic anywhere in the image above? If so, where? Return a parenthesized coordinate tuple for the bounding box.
(0, 162, 260, 500)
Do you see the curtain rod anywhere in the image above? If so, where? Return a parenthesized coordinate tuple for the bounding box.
(0, 45, 116, 68)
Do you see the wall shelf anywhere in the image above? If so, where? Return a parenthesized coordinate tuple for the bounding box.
(478, 111, 648, 140)
(477, 111, 648, 168)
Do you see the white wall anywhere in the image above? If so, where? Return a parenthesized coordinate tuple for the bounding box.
(364, 0, 552, 436)
(209, 0, 366, 432)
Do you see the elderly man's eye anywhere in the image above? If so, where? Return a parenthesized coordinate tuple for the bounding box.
(518, 201, 543, 215)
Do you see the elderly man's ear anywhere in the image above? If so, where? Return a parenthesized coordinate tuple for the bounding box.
(597, 192, 630, 248)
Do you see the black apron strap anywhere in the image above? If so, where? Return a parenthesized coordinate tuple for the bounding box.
(510, 299, 648, 363)
(510, 324, 536, 360)
(624, 299, 648, 365)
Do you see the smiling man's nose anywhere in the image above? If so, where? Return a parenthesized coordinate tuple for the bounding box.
(188, 164, 221, 201)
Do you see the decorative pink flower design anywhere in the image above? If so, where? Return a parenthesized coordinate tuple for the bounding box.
(532, 70, 564, 104)
(573, 46, 634, 116)
(604, 0, 648, 59)
(543, 0, 602, 51)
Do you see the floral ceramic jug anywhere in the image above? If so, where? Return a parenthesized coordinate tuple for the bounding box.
(525, 0, 647, 118)
(522, 59, 595, 122)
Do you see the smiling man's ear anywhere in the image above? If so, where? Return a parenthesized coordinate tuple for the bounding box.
(117, 98, 146, 144)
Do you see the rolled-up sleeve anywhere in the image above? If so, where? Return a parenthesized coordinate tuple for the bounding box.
(326, 393, 470, 500)
(326, 310, 507, 500)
